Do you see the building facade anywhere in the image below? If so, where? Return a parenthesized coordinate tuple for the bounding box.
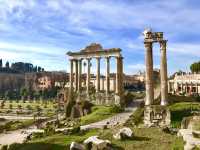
(168, 73, 200, 96)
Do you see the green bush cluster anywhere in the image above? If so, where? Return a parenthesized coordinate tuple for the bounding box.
(109, 105, 124, 113)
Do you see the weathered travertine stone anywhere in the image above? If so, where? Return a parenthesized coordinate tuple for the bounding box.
(86, 58, 91, 94)
(144, 105, 171, 127)
(143, 30, 171, 127)
(144, 42, 154, 106)
(75, 60, 78, 91)
(106, 57, 110, 94)
(84, 136, 111, 150)
(78, 59, 82, 92)
(113, 127, 134, 140)
(160, 40, 168, 106)
(70, 142, 84, 150)
(67, 43, 124, 107)
(96, 57, 100, 92)
(69, 59, 74, 98)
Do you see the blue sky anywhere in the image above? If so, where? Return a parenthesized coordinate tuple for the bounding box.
(0, 0, 200, 75)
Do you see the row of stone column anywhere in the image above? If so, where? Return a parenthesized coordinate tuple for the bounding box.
(69, 56, 123, 96)
(144, 40, 168, 106)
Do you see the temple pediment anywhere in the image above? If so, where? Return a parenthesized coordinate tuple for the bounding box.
(81, 43, 103, 52)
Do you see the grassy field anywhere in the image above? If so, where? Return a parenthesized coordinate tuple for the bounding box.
(0, 100, 57, 116)
(169, 102, 200, 128)
(6, 129, 99, 150)
(80, 105, 121, 125)
(5, 127, 184, 150)
(0, 100, 55, 110)
(100, 127, 184, 150)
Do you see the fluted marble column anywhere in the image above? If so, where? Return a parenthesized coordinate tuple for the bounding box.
(74, 60, 78, 91)
(106, 57, 110, 94)
(116, 56, 123, 95)
(86, 58, 91, 94)
(96, 57, 100, 92)
(69, 59, 74, 97)
(145, 42, 154, 106)
(78, 59, 82, 92)
(160, 40, 168, 106)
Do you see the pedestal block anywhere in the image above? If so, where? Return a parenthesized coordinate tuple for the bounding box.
(144, 105, 171, 127)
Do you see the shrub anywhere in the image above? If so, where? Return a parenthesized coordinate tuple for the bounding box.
(109, 105, 124, 113)
(125, 107, 144, 126)
(1, 145, 8, 150)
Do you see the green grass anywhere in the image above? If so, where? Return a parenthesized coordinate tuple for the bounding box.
(6, 129, 99, 150)
(0, 100, 57, 116)
(100, 127, 184, 150)
(0, 100, 55, 110)
(125, 107, 144, 126)
(80, 105, 118, 125)
(6, 127, 184, 150)
(169, 102, 200, 128)
(169, 94, 198, 104)
(9, 119, 35, 131)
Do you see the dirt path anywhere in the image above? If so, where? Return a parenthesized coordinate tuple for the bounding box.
(0, 99, 142, 147)
(81, 99, 142, 130)
(0, 115, 48, 120)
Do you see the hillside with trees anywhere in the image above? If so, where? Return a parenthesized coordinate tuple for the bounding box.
(0, 59, 44, 73)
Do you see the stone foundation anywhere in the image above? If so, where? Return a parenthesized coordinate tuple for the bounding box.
(144, 105, 171, 127)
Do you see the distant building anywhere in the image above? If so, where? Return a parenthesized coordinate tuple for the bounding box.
(168, 73, 200, 96)
(38, 76, 53, 90)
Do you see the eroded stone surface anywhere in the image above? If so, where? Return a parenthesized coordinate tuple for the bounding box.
(144, 105, 171, 127)
(113, 127, 133, 140)
(70, 142, 85, 150)
(84, 136, 111, 150)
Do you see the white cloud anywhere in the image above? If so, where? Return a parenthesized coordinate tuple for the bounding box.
(0, 41, 64, 56)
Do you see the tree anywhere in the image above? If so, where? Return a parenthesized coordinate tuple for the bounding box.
(20, 88, 28, 101)
(17, 105, 22, 112)
(9, 104, 13, 110)
(190, 61, 200, 73)
(5, 61, 9, 68)
(0, 101, 5, 109)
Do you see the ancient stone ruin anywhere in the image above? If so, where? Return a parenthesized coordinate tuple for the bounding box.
(143, 28, 171, 127)
(66, 43, 124, 116)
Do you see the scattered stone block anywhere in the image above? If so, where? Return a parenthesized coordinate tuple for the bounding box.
(84, 136, 111, 150)
(70, 142, 85, 150)
(113, 127, 133, 140)
(181, 116, 200, 131)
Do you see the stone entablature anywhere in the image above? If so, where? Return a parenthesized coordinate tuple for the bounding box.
(173, 74, 200, 82)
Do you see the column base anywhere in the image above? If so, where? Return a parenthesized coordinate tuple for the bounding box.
(144, 105, 171, 127)
(161, 100, 168, 106)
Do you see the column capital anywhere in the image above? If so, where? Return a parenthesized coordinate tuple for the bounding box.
(116, 56, 124, 60)
(86, 58, 92, 61)
(95, 57, 101, 60)
(105, 56, 111, 60)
